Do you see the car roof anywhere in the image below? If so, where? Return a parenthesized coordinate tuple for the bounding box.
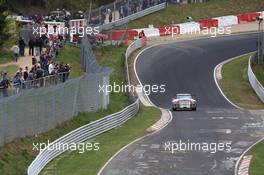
(176, 93, 191, 96)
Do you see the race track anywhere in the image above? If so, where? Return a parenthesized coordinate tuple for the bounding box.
(100, 33, 264, 175)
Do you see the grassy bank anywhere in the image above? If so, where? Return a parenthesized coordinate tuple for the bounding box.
(219, 54, 264, 109)
(252, 63, 264, 87)
(0, 45, 133, 175)
(56, 45, 83, 79)
(0, 51, 13, 65)
(0, 65, 19, 76)
(40, 45, 160, 175)
(41, 106, 159, 175)
(248, 141, 264, 175)
(129, 0, 264, 28)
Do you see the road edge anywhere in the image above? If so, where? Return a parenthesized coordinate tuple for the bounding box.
(97, 43, 173, 175)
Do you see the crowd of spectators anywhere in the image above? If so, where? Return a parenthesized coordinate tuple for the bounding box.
(3, 0, 168, 97)
(0, 34, 71, 98)
(89, 0, 166, 26)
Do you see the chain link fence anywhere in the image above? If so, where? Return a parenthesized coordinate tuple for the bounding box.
(0, 72, 110, 146)
(0, 27, 112, 147)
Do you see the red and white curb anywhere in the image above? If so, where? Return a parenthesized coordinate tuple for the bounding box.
(215, 64, 223, 81)
(238, 155, 252, 175)
(146, 109, 172, 133)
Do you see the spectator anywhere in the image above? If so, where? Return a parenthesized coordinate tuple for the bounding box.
(40, 52, 47, 70)
(19, 37, 25, 56)
(17, 67, 23, 78)
(139, 30, 146, 38)
(23, 66, 29, 81)
(11, 44, 19, 62)
(0, 71, 11, 97)
(36, 66, 44, 79)
(120, 4, 124, 18)
(48, 61, 55, 75)
(64, 64, 71, 81)
(108, 9, 113, 23)
(32, 56, 37, 65)
(39, 37, 44, 54)
(12, 73, 22, 94)
(28, 38, 35, 56)
(27, 69, 35, 81)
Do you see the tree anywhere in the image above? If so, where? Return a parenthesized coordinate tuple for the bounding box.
(0, 1, 9, 48)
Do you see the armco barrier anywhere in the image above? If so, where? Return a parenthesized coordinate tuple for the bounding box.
(247, 55, 264, 103)
(199, 19, 218, 29)
(237, 12, 260, 23)
(28, 38, 146, 175)
(213, 15, 238, 27)
(99, 3, 166, 31)
(125, 38, 147, 85)
(27, 99, 140, 175)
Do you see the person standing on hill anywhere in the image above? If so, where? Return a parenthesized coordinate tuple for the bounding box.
(11, 44, 19, 62)
(108, 9, 113, 23)
(28, 38, 35, 56)
(19, 37, 25, 56)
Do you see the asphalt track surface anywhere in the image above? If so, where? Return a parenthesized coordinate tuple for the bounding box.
(100, 33, 264, 175)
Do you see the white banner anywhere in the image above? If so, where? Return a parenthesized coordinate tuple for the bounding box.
(213, 15, 238, 27)
(136, 28, 160, 37)
(179, 22, 200, 34)
(261, 11, 264, 18)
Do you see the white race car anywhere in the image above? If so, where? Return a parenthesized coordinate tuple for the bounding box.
(172, 94, 197, 111)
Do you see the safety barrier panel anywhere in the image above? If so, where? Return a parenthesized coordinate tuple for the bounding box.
(213, 15, 238, 27)
(199, 19, 218, 29)
(27, 98, 140, 175)
(159, 25, 180, 36)
(247, 55, 264, 103)
(178, 22, 200, 34)
(110, 30, 138, 40)
(237, 12, 261, 24)
(135, 27, 160, 37)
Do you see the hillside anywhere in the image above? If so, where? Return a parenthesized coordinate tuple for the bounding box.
(6, 0, 115, 15)
(128, 0, 264, 28)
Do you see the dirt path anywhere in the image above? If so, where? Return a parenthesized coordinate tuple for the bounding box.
(0, 48, 39, 69)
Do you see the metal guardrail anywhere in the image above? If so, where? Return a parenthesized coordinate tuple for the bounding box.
(99, 3, 166, 31)
(27, 98, 139, 175)
(27, 18, 151, 175)
(125, 38, 147, 86)
(247, 55, 264, 103)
